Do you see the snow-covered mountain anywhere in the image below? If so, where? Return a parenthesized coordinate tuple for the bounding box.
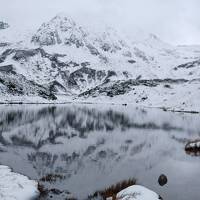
(0, 14, 200, 110)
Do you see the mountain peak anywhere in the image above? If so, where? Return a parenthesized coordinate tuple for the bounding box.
(31, 14, 79, 46)
(50, 13, 76, 28)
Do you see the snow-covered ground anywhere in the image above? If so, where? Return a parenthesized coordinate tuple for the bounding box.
(0, 86, 199, 113)
(0, 165, 39, 200)
(79, 80, 200, 112)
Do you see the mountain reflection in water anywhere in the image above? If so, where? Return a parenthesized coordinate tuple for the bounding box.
(0, 105, 200, 200)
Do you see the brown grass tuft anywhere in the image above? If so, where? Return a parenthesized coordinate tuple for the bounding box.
(89, 178, 136, 200)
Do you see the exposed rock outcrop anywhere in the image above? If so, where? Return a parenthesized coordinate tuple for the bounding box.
(0, 21, 9, 30)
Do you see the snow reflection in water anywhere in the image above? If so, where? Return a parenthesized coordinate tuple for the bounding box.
(0, 105, 200, 200)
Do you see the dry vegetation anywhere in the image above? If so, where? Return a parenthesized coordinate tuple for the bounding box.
(88, 178, 136, 200)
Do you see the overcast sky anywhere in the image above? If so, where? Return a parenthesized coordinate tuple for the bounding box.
(1, 0, 200, 45)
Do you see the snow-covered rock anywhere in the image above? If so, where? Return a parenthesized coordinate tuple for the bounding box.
(185, 140, 200, 152)
(0, 165, 39, 200)
(116, 185, 161, 200)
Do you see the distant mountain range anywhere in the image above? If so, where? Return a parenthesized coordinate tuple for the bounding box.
(0, 14, 200, 110)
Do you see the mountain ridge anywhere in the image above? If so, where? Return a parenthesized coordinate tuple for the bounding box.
(0, 14, 200, 110)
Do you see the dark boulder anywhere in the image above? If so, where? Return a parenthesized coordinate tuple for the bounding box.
(158, 174, 168, 186)
(128, 59, 136, 64)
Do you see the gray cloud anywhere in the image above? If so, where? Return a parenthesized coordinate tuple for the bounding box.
(0, 0, 199, 45)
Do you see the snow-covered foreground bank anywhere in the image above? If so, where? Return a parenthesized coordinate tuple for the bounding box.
(0, 165, 39, 200)
(117, 185, 161, 200)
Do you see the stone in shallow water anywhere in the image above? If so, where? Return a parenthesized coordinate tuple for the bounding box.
(158, 174, 168, 186)
(185, 140, 200, 156)
(185, 140, 200, 151)
(116, 185, 161, 200)
(0, 165, 39, 200)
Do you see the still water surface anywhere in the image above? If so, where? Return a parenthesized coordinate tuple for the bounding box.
(0, 105, 200, 200)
